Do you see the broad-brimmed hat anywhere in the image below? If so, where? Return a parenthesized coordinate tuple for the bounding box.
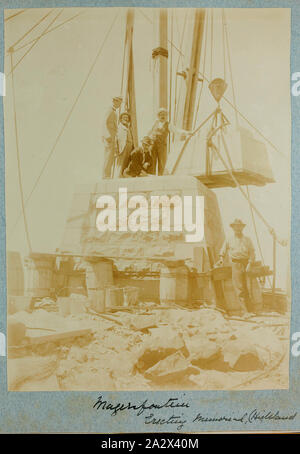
(230, 218, 246, 228)
(120, 111, 130, 121)
(157, 107, 168, 115)
(113, 96, 123, 102)
(142, 135, 153, 145)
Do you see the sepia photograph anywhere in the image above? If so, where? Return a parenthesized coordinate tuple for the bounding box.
(4, 6, 291, 392)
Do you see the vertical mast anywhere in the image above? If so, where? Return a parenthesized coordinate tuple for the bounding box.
(182, 9, 206, 131)
(121, 9, 138, 147)
(152, 8, 168, 115)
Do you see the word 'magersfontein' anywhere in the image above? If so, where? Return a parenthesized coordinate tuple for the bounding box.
(95, 188, 204, 243)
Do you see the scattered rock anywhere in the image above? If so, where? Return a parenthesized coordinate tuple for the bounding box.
(7, 318, 26, 346)
(184, 335, 226, 370)
(8, 356, 58, 390)
(128, 314, 158, 331)
(68, 346, 88, 363)
(134, 326, 186, 373)
(222, 339, 264, 371)
(144, 351, 199, 383)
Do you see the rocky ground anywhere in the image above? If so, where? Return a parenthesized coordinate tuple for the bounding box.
(7, 304, 290, 391)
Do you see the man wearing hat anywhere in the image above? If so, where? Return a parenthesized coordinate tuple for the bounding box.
(218, 219, 255, 312)
(148, 107, 192, 176)
(123, 136, 153, 178)
(141, 136, 155, 175)
(102, 96, 123, 178)
(115, 111, 134, 177)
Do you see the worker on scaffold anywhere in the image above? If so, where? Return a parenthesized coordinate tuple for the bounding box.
(115, 111, 134, 178)
(102, 95, 123, 179)
(217, 219, 255, 314)
(148, 107, 192, 176)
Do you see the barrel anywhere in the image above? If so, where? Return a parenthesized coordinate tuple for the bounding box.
(159, 261, 189, 306)
(247, 277, 263, 313)
(24, 254, 55, 298)
(222, 279, 246, 316)
(6, 251, 24, 296)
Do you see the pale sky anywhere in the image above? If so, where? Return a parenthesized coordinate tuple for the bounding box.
(3, 7, 291, 289)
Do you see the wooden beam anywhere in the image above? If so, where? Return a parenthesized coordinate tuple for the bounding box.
(182, 9, 206, 131)
(122, 9, 138, 147)
(152, 8, 168, 114)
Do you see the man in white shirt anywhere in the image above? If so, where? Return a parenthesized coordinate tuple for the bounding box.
(102, 96, 122, 178)
(218, 219, 255, 312)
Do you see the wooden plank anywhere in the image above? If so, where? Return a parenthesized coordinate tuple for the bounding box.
(27, 328, 92, 345)
(196, 169, 275, 189)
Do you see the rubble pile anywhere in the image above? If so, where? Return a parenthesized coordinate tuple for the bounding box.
(7, 305, 289, 391)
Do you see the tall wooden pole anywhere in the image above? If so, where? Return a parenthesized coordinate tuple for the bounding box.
(182, 9, 206, 131)
(121, 9, 138, 147)
(152, 8, 168, 115)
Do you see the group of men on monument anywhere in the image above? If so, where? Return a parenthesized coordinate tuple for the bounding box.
(101, 96, 258, 316)
(102, 95, 192, 179)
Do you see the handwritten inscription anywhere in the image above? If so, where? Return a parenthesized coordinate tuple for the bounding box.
(93, 395, 297, 431)
(93, 395, 189, 417)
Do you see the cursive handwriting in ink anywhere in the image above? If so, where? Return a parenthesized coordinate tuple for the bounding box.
(93, 395, 190, 417)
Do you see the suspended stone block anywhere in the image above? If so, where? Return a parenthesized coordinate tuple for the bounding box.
(171, 127, 275, 188)
(209, 78, 228, 103)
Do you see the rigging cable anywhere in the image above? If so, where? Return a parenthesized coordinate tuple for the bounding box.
(12, 11, 84, 53)
(173, 9, 187, 124)
(137, 7, 185, 58)
(172, 110, 216, 173)
(246, 185, 272, 288)
(9, 51, 32, 253)
(8, 10, 52, 53)
(9, 12, 120, 238)
(218, 129, 286, 247)
(211, 129, 285, 300)
(221, 8, 226, 82)
(8, 9, 64, 76)
(174, 11, 188, 124)
(167, 33, 286, 159)
(222, 8, 239, 127)
(5, 10, 26, 22)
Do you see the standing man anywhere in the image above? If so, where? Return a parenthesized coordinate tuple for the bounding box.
(115, 112, 134, 178)
(148, 108, 191, 176)
(217, 219, 255, 313)
(102, 96, 123, 179)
